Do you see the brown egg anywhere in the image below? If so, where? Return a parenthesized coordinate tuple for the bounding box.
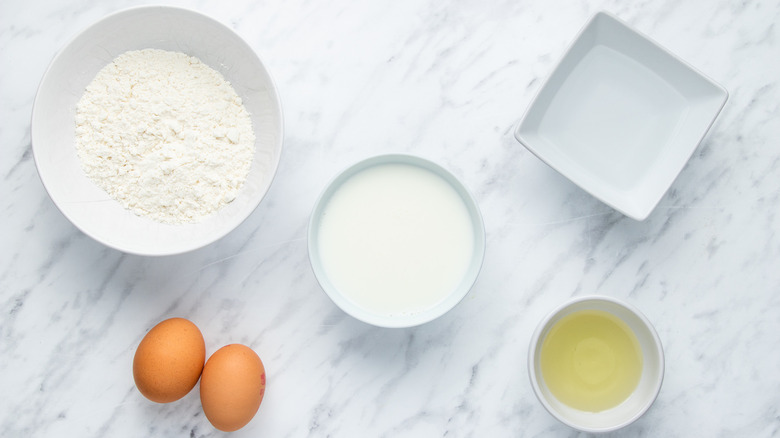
(200, 344, 266, 432)
(132, 318, 206, 403)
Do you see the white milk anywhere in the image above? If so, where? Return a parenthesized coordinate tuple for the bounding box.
(317, 162, 475, 317)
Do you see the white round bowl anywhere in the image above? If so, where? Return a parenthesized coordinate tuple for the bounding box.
(308, 154, 486, 328)
(528, 296, 664, 433)
(31, 6, 283, 256)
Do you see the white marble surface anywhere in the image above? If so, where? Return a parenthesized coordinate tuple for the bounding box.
(2, 0, 779, 436)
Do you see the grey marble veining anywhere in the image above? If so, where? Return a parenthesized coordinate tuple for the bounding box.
(2, 0, 779, 436)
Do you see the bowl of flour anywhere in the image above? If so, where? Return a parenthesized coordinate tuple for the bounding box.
(31, 6, 283, 255)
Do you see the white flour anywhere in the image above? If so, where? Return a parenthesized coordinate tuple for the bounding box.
(74, 49, 255, 224)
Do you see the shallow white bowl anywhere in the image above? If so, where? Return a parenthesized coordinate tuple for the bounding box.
(31, 6, 283, 256)
(528, 296, 664, 433)
(308, 154, 486, 328)
(515, 12, 727, 220)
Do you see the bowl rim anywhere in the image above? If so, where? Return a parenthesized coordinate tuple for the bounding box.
(527, 295, 665, 433)
(30, 5, 285, 256)
(307, 153, 486, 328)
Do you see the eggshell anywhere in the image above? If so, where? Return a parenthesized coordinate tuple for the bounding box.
(200, 344, 266, 432)
(132, 318, 206, 403)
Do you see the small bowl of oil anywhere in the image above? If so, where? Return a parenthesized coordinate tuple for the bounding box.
(528, 296, 664, 433)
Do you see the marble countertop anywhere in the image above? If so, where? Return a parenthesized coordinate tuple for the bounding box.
(2, 0, 779, 436)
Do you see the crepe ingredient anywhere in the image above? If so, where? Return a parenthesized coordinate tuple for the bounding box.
(200, 344, 266, 431)
(133, 318, 206, 403)
(540, 309, 643, 411)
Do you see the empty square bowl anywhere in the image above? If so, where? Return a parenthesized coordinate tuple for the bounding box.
(514, 12, 728, 220)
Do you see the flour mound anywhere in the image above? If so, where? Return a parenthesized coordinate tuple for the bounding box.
(75, 48, 255, 224)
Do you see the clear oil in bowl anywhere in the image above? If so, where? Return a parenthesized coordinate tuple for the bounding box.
(540, 309, 643, 412)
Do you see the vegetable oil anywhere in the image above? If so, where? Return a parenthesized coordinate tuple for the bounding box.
(540, 309, 642, 412)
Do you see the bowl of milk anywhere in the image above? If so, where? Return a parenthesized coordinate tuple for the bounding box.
(308, 154, 485, 328)
(528, 296, 664, 432)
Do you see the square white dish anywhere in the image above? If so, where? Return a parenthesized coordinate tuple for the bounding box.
(514, 12, 728, 220)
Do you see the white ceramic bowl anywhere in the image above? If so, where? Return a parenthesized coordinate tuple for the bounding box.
(308, 154, 486, 328)
(31, 6, 283, 256)
(515, 11, 728, 220)
(528, 296, 664, 433)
